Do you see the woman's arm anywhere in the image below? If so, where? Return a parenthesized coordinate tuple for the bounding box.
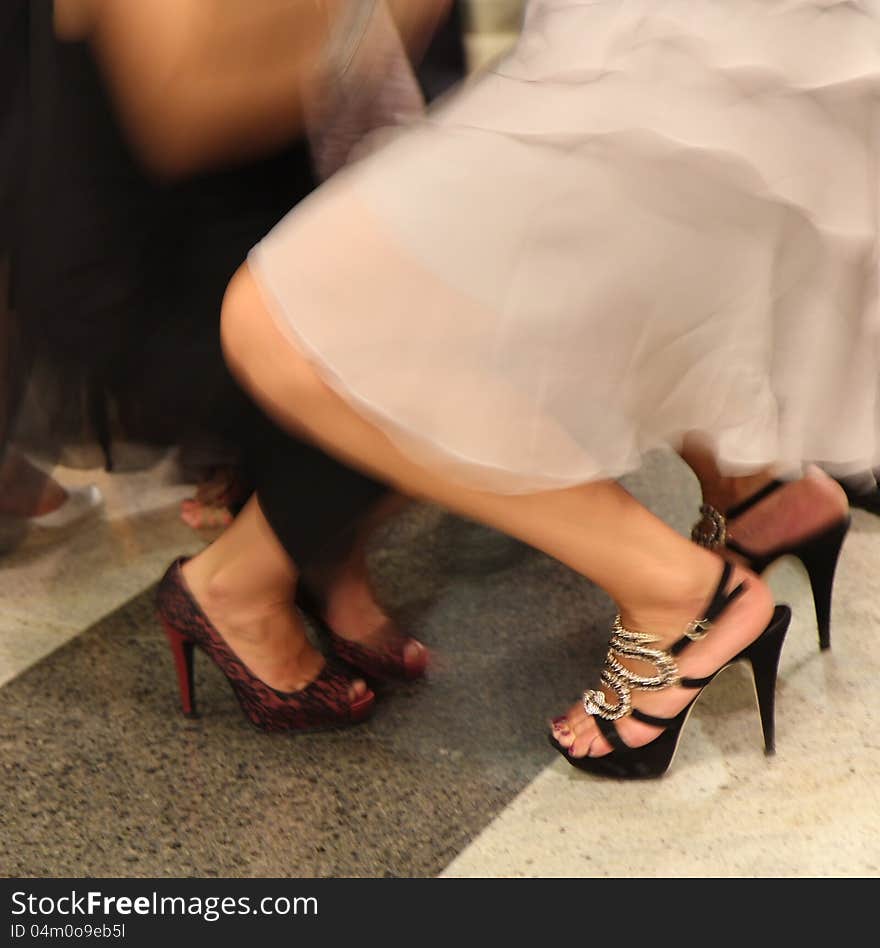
(54, 0, 451, 178)
(58, 0, 335, 176)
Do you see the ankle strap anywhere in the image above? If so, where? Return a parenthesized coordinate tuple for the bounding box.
(691, 480, 788, 552)
(670, 560, 746, 656)
(725, 479, 786, 520)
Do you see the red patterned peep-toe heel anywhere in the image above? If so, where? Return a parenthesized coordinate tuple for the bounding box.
(156, 559, 375, 732)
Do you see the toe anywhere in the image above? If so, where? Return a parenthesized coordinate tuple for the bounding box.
(346, 679, 375, 722)
(348, 678, 370, 702)
(550, 719, 576, 748)
(403, 639, 429, 676)
(566, 720, 593, 758)
(559, 690, 631, 758)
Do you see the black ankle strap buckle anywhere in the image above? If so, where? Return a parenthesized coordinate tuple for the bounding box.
(685, 618, 712, 641)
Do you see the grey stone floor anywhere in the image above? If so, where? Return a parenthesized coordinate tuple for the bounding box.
(3, 449, 878, 878)
(0, 496, 611, 877)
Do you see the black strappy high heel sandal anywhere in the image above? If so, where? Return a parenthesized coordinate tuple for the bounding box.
(691, 480, 849, 651)
(549, 562, 791, 780)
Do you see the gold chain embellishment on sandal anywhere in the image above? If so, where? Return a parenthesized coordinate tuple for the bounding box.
(690, 503, 727, 550)
(582, 617, 682, 721)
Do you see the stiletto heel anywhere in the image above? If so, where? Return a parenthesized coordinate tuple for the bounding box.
(692, 478, 849, 650)
(156, 558, 375, 732)
(161, 620, 197, 718)
(549, 562, 792, 780)
(792, 518, 850, 651)
(743, 615, 788, 754)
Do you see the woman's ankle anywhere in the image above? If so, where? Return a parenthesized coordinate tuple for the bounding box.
(617, 565, 775, 695)
(680, 439, 775, 513)
(701, 471, 777, 514)
(616, 557, 765, 650)
(181, 554, 296, 634)
(181, 553, 333, 692)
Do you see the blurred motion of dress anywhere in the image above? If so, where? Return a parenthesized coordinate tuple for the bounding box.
(250, 0, 880, 491)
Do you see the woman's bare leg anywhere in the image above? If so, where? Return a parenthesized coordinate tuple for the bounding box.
(182, 495, 369, 702)
(219, 265, 777, 757)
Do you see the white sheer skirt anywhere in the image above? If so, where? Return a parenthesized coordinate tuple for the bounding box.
(250, 0, 880, 493)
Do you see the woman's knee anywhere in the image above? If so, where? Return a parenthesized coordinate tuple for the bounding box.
(219, 262, 333, 417)
(219, 264, 262, 384)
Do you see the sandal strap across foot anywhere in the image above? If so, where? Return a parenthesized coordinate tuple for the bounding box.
(580, 560, 745, 747)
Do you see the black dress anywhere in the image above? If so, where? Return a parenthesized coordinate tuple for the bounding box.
(4, 0, 387, 565)
(0, 0, 29, 451)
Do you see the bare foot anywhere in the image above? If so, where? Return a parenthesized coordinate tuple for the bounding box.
(315, 550, 428, 677)
(552, 565, 774, 758)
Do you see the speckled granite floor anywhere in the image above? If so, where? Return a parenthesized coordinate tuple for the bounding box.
(0, 487, 610, 878)
(3, 448, 878, 878)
